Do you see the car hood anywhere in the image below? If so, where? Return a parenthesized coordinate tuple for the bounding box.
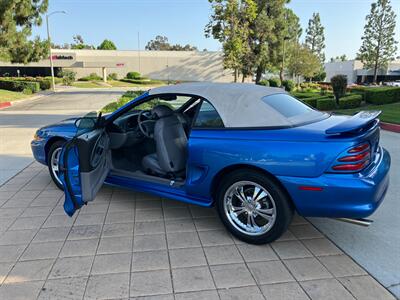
(40, 117, 78, 130)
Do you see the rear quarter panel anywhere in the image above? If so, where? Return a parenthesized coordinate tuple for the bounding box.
(186, 115, 381, 202)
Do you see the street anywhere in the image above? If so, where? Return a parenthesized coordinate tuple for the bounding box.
(0, 89, 398, 298)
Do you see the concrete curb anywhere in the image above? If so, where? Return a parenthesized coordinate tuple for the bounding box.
(380, 122, 400, 133)
(0, 101, 11, 109)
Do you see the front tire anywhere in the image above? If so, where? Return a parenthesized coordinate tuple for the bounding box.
(216, 170, 293, 244)
(47, 141, 65, 190)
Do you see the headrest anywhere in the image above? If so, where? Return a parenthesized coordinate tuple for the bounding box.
(152, 105, 174, 118)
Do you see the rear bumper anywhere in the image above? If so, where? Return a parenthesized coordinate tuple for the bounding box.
(278, 147, 391, 218)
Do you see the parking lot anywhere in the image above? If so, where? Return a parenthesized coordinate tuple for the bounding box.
(0, 89, 398, 299)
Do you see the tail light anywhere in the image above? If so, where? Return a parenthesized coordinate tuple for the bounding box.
(331, 142, 370, 172)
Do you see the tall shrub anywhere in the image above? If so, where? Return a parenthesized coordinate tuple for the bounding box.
(331, 75, 347, 105)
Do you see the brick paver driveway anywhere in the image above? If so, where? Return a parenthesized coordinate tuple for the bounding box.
(0, 162, 395, 300)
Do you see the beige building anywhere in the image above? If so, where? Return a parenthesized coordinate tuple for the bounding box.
(324, 59, 400, 84)
(0, 49, 235, 82)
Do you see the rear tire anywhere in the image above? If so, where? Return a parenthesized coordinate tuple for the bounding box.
(47, 140, 65, 190)
(215, 169, 293, 244)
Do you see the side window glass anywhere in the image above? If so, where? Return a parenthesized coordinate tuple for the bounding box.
(194, 101, 224, 128)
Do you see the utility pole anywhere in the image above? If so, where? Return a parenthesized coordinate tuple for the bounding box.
(46, 11, 66, 92)
(138, 32, 141, 73)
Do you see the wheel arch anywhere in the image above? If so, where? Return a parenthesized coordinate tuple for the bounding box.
(210, 164, 296, 211)
(44, 136, 67, 162)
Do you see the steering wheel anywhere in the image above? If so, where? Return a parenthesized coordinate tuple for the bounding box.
(137, 110, 156, 138)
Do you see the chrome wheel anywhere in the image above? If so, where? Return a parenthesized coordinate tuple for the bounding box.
(223, 181, 276, 236)
(50, 147, 62, 186)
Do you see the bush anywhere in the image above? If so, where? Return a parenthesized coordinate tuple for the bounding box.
(364, 87, 400, 105)
(79, 72, 102, 81)
(126, 71, 141, 80)
(331, 75, 347, 102)
(291, 92, 319, 99)
(317, 98, 337, 111)
(22, 88, 33, 95)
(302, 98, 317, 108)
(58, 70, 76, 86)
(0, 80, 40, 93)
(268, 77, 281, 87)
(107, 73, 118, 80)
(257, 80, 269, 87)
(338, 94, 362, 109)
(282, 80, 295, 92)
(302, 96, 333, 108)
(101, 90, 146, 113)
(37, 78, 51, 90)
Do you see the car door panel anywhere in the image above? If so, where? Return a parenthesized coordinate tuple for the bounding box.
(60, 128, 110, 216)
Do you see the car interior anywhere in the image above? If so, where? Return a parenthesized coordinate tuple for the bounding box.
(104, 94, 205, 185)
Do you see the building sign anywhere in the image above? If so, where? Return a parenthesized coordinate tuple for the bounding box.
(51, 55, 74, 60)
(116, 63, 125, 67)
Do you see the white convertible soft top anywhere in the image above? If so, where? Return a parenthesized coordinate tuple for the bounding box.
(149, 82, 323, 128)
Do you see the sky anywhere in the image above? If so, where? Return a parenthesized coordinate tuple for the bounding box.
(32, 0, 400, 61)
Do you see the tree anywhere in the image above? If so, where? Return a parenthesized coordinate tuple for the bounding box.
(305, 13, 325, 63)
(276, 8, 302, 82)
(97, 39, 117, 50)
(251, 0, 289, 83)
(206, 0, 256, 82)
(331, 74, 347, 104)
(145, 35, 197, 51)
(71, 35, 94, 49)
(358, 0, 398, 84)
(0, 0, 49, 63)
(287, 44, 320, 84)
(330, 54, 348, 62)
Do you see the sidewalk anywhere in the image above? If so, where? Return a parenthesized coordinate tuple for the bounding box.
(0, 162, 395, 300)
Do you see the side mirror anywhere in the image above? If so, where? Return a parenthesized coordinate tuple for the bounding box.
(74, 117, 97, 129)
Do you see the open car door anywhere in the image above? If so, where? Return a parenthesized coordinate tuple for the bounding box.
(59, 113, 110, 216)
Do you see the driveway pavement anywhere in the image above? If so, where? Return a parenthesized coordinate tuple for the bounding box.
(0, 88, 124, 185)
(310, 130, 400, 298)
(0, 162, 395, 300)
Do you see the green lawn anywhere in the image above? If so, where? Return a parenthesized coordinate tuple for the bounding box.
(108, 80, 165, 88)
(72, 81, 108, 88)
(334, 102, 400, 124)
(0, 89, 30, 103)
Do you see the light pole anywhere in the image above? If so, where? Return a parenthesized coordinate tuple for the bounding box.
(46, 11, 66, 92)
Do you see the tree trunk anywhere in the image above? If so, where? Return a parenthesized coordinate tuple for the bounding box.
(255, 66, 263, 84)
(233, 68, 238, 82)
(279, 68, 284, 84)
(373, 61, 378, 84)
(241, 73, 246, 83)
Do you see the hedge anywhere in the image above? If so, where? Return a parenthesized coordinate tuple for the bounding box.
(338, 94, 362, 109)
(0, 80, 40, 93)
(0, 77, 52, 90)
(317, 98, 336, 111)
(364, 87, 400, 105)
(302, 96, 333, 108)
(292, 92, 320, 99)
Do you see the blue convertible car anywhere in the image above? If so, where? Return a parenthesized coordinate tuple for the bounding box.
(31, 83, 390, 244)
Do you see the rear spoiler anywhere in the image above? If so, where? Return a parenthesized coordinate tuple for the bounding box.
(326, 111, 381, 135)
